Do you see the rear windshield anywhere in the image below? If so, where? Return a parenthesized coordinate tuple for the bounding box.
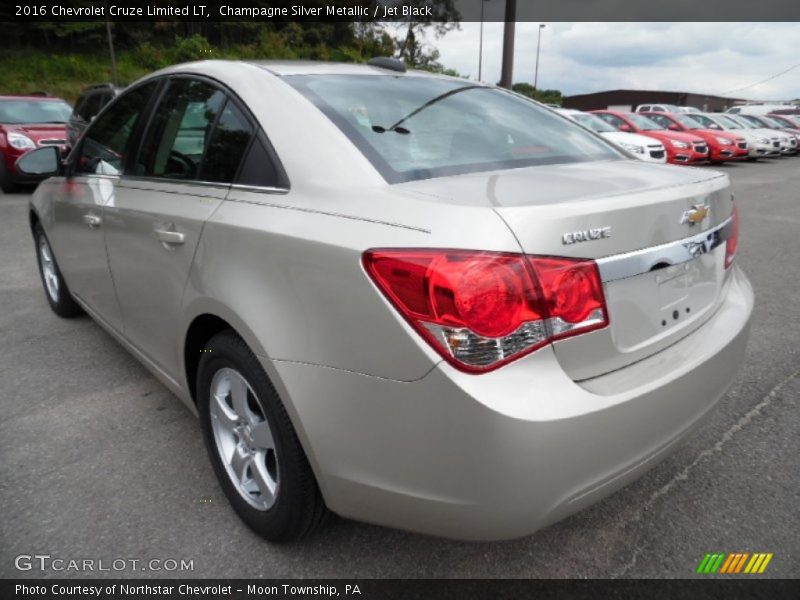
(285, 75, 622, 183)
(0, 99, 72, 124)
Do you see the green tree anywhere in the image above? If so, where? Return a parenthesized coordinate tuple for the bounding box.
(512, 83, 563, 106)
(391, 1, 461, 67)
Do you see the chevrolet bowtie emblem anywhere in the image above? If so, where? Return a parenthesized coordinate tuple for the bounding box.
(681, 204, 709, 226)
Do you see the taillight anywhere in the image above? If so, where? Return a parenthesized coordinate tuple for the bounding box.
(725, 205, 739, 269)
(363, 250, 609, 373)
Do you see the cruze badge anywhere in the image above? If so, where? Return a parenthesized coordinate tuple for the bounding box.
(562, 226, 612, 245)
(681, 204, 710, 226)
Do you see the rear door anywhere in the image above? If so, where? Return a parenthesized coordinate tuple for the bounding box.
(104, 76, 256, 379)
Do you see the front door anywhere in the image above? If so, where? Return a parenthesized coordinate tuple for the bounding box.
(50, 81, 160, 332)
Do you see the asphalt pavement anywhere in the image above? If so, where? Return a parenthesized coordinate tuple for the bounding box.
(1, 158, 798, 579)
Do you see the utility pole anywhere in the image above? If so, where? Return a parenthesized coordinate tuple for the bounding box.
(534, 24, 546, 90)
(499, 0, 516, 89)
(478, 0, 493, 81)
(105, 16, 119, 86)
(478, 1, 485, 81)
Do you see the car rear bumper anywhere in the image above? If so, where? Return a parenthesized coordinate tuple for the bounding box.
(269, 266, 753, 540)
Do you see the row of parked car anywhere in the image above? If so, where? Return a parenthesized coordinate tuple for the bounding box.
(3, 80, 799, 193)
(0, 84, 120, 193)
(556, 104, 800, 166)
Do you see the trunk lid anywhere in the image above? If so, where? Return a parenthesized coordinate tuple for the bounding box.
(399, 160, 734, 380)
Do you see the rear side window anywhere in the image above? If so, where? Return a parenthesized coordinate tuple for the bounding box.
(81, 94, 103, 121)
(73, 94, 90, 120)
(135, 78, 226, 180)
(596, 113, 627, 129)
(648, 115, 672, 129)
(76, 81, 158, 175)
(200, 101, 254, 183)
(286, 75, 621, 184)
(98, 93, 114, 111)
(235, 137, 281, 188)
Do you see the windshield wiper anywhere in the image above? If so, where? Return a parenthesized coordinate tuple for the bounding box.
(372, 84, 484, 134)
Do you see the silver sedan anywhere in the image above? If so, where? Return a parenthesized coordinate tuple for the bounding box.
(19, 59, 753, 542)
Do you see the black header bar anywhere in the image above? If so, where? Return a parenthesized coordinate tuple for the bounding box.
(3, 0, 800, 23)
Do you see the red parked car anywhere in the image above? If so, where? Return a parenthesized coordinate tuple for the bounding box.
(592, 110, 709, 165)
(642, 112, 748, 163)
(0, 95, 72, 193)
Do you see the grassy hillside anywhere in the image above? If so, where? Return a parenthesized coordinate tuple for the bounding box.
(0, 32, 395, 105)
(0, 50, 152, 104)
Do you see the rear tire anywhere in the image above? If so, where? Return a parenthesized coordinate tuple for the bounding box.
(197, 330, 329, 542)
(33, 223, 84, 318)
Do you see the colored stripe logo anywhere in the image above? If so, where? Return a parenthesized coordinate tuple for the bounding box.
(697, 552, 773, 574)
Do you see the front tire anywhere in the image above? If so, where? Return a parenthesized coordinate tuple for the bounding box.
(197, 331, 329, 542)
(33, 223, 84, 318)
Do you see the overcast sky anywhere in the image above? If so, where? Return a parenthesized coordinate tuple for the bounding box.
(424, 22, 800, 100)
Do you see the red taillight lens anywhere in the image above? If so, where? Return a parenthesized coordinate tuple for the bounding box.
(363, 250, 608, 373)
(725, 205, 739, 269)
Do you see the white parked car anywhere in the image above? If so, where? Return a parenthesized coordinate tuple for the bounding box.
(725, 114, 792, 155)
(726, 104, 797, 116)
(635, 103, 681, 113)
(692, 113, 779, 159)
(558, 109, 666, 163)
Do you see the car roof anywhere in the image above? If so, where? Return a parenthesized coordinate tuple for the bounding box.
(246, 60, 449, 79)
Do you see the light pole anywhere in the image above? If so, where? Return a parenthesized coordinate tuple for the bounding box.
(478, 0, 492, 81)
(534, 23, 546, 91)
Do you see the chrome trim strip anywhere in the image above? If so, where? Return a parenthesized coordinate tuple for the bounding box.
(596, 217, 733, 283)
(121, 175, 231, 191)
(229, 183, 290, 195)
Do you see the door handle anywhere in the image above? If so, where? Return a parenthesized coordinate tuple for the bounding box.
(153, 227, 185, 246)
(82, 213, 102, 229)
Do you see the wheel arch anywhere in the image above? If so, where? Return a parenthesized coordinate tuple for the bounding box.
(181, 303, 328, 502)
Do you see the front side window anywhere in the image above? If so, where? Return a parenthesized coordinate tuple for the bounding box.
(76, 81, 158, 175)
(647, 114, 674, 129)
(287, 75, 621, 183)
(674, 114, 705, 129)
(596, 113, 627, 129)
(691, 115, 721, 130)
(716, 116, 742, 129)
(627, 113, 665, 131)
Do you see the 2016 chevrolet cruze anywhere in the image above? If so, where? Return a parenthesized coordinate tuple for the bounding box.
(20, 59, 753, 542)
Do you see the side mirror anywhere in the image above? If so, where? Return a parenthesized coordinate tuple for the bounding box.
(15, 146, 62, 180)
(668, 123, 681, 131)
(619, 124, 632, 132)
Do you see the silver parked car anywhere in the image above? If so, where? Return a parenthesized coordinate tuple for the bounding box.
(20, 60, 753, 542)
